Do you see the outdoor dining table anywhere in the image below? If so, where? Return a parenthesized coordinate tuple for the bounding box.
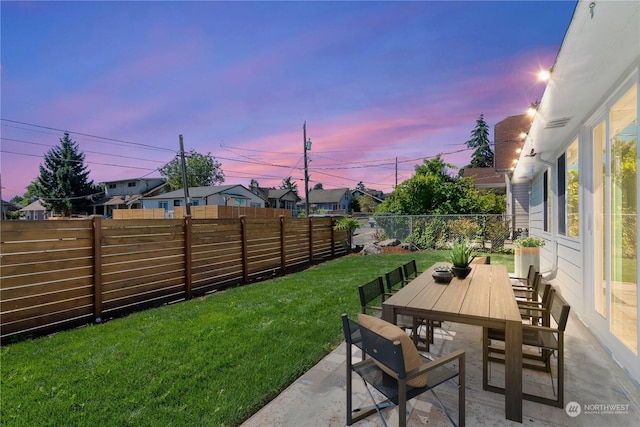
(382, 263, 524, 423)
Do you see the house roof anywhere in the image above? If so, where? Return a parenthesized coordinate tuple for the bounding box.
(92, 182, 169, 207)
(266, 188, 299, 201)
(144, 184, 259, 200)
(94, 194, 143, 206)
(351, 189, 384, 203)
(307, 188, 350, 204)
(99, 177, 165, 185)
(513, 0, 639, 183)
(20, 199, 47, 211)
(2, 200, 21, 212)
(461, 168, 507, 188)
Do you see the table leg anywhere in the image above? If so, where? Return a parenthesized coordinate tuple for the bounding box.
(504, 319, 523, 422)
(382, 304, 395, 324)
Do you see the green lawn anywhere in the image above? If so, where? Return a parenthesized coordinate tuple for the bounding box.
(1, 251, 513, 426)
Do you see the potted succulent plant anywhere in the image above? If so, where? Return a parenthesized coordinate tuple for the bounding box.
(513, 236, 545, 277)
(450, 239, 474, 279)
(432, 265, 454, 284)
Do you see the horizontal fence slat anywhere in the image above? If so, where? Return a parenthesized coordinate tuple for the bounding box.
(0, 214, 349, 342)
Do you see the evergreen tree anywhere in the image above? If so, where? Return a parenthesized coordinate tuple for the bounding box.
(34, 132, 97, 216)
(466, 114, 494, 168)
(279, 176, 298, 195)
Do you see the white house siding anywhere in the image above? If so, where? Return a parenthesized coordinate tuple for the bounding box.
(514, 1, 640, 382)
(511, 182, 530, 232)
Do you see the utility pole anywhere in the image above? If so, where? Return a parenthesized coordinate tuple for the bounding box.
(395, 157, 398, 188)
(303, 122, 312, 217)
(179, 134, 191, 216)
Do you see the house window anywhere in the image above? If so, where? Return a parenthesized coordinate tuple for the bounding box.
(543, 169, 551, 233)
(108, 184, 116, 189)
(173, 200, 181, 207)
(557, 153, 566, 235)
(557, 139, 580, 238)
(191, 200, 199, 206)
(566, 139, 580, 238)
(128, 182, 136, 187)
(159, 201, 168, 210)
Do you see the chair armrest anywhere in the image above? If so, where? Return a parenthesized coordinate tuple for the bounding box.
(406, 349, 465, 379)
(522, 324, 561, 334)
(517, 300, 546, 309)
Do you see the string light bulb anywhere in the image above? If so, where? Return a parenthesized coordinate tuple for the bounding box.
(538, 69, 551, 82)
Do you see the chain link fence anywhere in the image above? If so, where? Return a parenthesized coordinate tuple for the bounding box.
(371, 214, 530, 253)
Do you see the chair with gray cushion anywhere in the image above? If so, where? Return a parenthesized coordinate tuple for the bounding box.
(342, 313, 465, 427)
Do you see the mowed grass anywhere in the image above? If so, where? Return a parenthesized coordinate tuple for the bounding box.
(1, 251, 512, 426)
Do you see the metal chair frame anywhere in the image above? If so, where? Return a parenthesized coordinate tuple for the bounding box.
(342, 314, 465, 427)
(483, 292, 570, 408)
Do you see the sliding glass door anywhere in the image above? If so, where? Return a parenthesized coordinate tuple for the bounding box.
(593, 83, 638, 354)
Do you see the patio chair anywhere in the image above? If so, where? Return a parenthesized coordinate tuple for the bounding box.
(482, 292, 570, 408)
(385, 266, 408, 294)
(358, 277, 427, 352)
(402, 259, 440, 343)
(517, 282, 554, 326)
(342, 313, 465, 427)
(388, 267, 435, 350)
(510, 264, 537, 290)
(513, 272, 542, 302)
(402, 259, 422, 281)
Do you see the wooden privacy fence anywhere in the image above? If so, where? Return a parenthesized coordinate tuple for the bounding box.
(174, 205, 292, 219)
(0, 216, 347, 343)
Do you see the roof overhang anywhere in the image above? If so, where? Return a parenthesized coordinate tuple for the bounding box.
(513, 0, 640, 183)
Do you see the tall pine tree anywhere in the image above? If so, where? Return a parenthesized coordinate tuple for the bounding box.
(466, 114, 494, 168)
(34, 132, 96, 216)
(279, 176, 299, 195)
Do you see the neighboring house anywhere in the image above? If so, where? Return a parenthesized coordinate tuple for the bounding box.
(142, 184, 266, 216)
(92, 178, 169, 217)
(300, 188, 352, 214)
(20, 199, 49, 220)
(462, 114, 532, 235)
(2, 199, 22, 220)
(511, 1, 639, 384)
(351, 189, 384, 211)
(250, 186, 300, 211)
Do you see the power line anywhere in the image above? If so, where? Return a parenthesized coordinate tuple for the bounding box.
(1, 137, 170, 164)
(0, 149, 160, 171)
(1, 118, 175, 153)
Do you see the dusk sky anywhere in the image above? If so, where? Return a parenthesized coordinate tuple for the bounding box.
(1, 1, 577, 200)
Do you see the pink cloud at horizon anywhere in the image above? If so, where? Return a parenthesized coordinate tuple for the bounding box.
(0, 1, 576, 200)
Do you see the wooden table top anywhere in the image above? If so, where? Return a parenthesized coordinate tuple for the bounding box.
(383, 263, 521, 326)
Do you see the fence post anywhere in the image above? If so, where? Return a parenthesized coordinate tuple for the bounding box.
(308, 216, 314, 261)
(184, 215, 193, 300)
(330, 217, 335, 256)
(280, 216, 286, 271)
(240, 216, 248, 283)
(92, 216, 103, 323)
